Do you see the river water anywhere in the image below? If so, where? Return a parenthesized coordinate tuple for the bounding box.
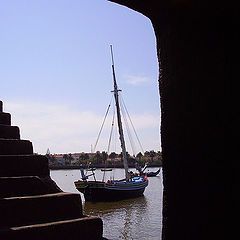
(50, 167, 163, 240)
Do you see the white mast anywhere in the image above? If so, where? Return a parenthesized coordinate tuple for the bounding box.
(110, 45, 129, 180)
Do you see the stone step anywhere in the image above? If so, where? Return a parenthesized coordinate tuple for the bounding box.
(0, 192, 83, 227)
(0, 124, 20, 139)
(0, 176, 61, 198)
(0, 155, 49, 177)
(0, 101, 2, 112)
(0, 139, 33, 155)
(0, 112, 11, 125)
(0, 216, 104, 240)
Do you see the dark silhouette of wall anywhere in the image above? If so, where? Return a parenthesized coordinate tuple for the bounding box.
(110, 1, 226, 239)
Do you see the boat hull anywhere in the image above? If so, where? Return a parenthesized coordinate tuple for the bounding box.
(146, 168, 160, 177)
(74, 179, 148, 202)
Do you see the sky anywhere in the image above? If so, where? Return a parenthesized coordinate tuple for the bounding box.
(0, 0, 160, 155)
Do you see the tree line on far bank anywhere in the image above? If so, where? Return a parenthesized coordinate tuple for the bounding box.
(47, 150, 162, 168)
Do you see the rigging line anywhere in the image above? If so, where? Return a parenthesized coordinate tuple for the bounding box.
(111, 123, 117, 181)
(106, 106, 116, 182)
(120, 94, 145, 154)
(107, 106, 116, 155)
(122, 108, 135, 156)
(103, 105, 116, 182)
(114, 123, 117, 153)
(119, 95, 136, 155)
(119, 95, 136, 156)
(93, 96, 113, 153)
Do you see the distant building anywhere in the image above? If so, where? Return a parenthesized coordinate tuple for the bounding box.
(107, 157, 121, 162)
(54, 154, 65, 164)
(52, 152, 97, 165)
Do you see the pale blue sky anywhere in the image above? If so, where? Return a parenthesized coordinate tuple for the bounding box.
(1, 0, 160, 154)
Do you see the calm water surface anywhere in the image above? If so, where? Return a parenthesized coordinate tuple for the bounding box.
(50, 168, 163, 240)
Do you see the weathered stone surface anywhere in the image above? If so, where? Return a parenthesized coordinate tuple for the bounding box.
(0, 112, 11, 125)
(0, 155, 49, 177)
(0, 217, 104, 240)
(0, 139, 33, 155)
(0, 176, 61, 198)
(0, 192, 83, 227)
(0, 125, 20, 139)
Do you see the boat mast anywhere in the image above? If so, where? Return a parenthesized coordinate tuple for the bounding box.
(110, 45, 129, 181)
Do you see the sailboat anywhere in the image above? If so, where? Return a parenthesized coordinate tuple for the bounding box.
(74, 46, 148, 202)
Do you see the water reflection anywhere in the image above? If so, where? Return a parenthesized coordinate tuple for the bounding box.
(84, 196, 148, 240)
(84, 196, 148, 215)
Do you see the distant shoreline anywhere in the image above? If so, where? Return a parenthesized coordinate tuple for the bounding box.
(49, 163, 162, 170)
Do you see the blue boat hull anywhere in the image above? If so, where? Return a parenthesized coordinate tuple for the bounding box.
(75, 179, 148, 202)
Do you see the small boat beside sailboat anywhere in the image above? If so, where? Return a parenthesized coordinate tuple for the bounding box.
(146, 168, 160, 177)
(74, 46, 148, 202)
(135, 162, 160, 177)
(100, 168, 112, 171)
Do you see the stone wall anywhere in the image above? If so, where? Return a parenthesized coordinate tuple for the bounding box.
(0, 100, 104, 240)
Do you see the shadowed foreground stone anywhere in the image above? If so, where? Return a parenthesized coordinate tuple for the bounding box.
(0, 125, 20, 139)
(0, 155, 50, 177)
(0, 176, 60, 198)
(0, 112, 11, 125)
(0, 100, 105, 240)
(0, 139, 33, 155)
(0, 217, 103, 240)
